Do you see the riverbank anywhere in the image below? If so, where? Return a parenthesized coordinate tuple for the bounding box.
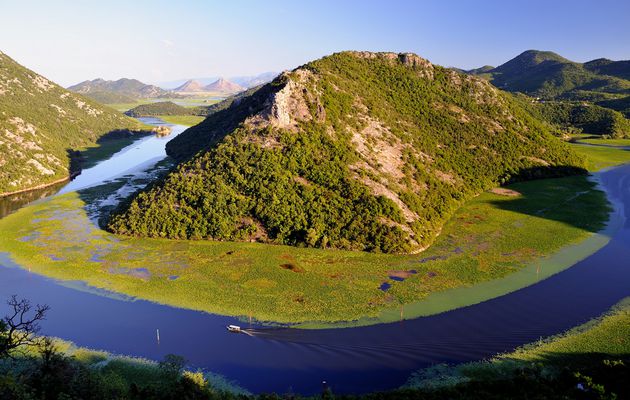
(569, 142, 630, 171)
(0, 175, 74, 198)
(0, 335, 249, 397)
(0, 117, 626, 326)
(0, 172, 611, 325)
(402, 297, 630, 399)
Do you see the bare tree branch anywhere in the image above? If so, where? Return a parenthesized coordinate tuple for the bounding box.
(0, 295, 50, 359)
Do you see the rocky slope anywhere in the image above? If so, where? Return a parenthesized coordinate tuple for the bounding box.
(109, 51, 585, 253)
(0, 51, 147, 194)
(68, 78, 173, 103)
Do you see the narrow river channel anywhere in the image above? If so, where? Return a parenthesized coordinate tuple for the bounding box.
(0, 118, 629, 394)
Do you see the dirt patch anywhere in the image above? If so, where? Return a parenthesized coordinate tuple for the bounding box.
(280, 263, 305, 273)
(490, 188, 522, 197)
(351, 117, 406, 181)
(387, 270, 417, 279)
(293, 176, 312, 186)
(357, 174, 418, 222)
(434, 169, 457, 185)
(523, 156, 550, 166)
(239, 217, 268, 242)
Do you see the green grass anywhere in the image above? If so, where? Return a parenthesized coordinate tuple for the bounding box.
(576, 137, 630, 147)
(1, 336, 248, 395)
(570, 143, 630, 171)
(157, 115, 205, 126)
(107, 99, 153, 112)
(503, 299, 630, 362)
(0, 175, 610, 325)
(405, 297, 630, 391)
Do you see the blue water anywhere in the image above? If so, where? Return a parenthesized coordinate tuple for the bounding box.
(1, 120, 629, 394)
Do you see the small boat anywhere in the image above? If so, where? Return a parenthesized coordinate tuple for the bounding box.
(227, 325, 242, 333)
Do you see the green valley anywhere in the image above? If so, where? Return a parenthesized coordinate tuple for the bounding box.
(0, 51, 150, 195)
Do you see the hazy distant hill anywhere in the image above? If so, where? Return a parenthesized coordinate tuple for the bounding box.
(68, 78, 172, 103)
(0, 51, 147, 194)
(203, 78, 244, 94)
(468, 50, 630, 116)
(172, 79, 206, 93)
(230, 72, 278, 88)
(160, 72, 278, 90)
(109, 51, 583, 253)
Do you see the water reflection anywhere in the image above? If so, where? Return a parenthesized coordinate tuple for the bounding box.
(0, 182, 65, 219)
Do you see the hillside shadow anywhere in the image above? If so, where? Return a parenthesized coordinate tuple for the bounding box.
(455, 352, 630, 399)
(165, 82, 280, 161)
(67, 129, 155, 177)
(488, 165, 609, 234)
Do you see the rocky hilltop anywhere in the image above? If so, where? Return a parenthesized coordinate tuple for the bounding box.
(109, 51, 585, 253)
(0, 51, 147, 194)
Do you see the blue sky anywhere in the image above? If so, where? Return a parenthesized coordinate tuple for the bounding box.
(1, 0, 629, 86)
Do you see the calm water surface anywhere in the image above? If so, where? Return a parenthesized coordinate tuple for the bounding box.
(0, 121, 628, 394)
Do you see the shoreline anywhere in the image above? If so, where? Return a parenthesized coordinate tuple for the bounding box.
(0, 174, 76, 198)
(0, 170, 619, 329)
(0, 152, 623, 329)
(296, 169, 625, 328)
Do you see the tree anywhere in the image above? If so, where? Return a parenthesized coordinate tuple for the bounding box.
(0, 295, 50, 359)
(158, 354, 186, 379)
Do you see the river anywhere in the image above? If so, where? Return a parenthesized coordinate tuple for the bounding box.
(0, 118, 629, 394)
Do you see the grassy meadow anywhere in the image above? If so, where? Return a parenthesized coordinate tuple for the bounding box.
(575, 137, 630, 147)
(569, 143, 630, 171)
(157, 115, 206, 126)
(0, 174, 610, 325)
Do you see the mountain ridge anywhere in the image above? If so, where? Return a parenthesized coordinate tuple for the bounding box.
(0, 50, 148, 194)
(467, 50, 630, 116)
(108, 50, 584, 254)
(68, 78, 173, 103)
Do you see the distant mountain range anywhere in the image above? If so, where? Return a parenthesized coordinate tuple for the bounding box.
(68, 72, 276, 104)
(68, 78, 174, 104)
(171, 77, 244, 94)
(466, 50, 630, 116)
(159, 72, 278, 90)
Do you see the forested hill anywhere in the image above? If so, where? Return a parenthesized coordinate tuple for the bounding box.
(468, 50, 630, 116)
(108, 51, 585, 254)
(68, 78, 174, 104)
(0, 51, 147, 195)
